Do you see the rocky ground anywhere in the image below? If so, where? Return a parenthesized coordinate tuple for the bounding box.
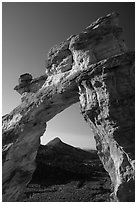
(21, 160, 112, 202)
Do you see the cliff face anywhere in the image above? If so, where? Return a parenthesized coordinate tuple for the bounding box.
(2, 12, 134, 201)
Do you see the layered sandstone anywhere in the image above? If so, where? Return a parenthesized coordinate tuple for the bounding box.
(2, 12, 134, 201)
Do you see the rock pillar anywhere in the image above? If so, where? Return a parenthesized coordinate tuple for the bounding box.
(2, 116, 46, 201)
(79, 56, 135, 201)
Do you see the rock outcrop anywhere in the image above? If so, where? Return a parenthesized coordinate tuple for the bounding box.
(79, 55, 135, 201)
(2, 12, 134, 201)
(36, 138, 101, 175)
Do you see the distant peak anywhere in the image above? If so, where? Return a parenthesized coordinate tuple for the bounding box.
(53, 137, 62, 142)
(46, 137, 62, 146)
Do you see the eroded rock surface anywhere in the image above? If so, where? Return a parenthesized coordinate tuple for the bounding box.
(78, 55, 135, 201)
(2, 12, 134, 201)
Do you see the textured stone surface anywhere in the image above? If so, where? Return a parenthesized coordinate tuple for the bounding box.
(78, 56, 135, 201)
(14, 74, 48, 96)
(2, 12, 134, 201)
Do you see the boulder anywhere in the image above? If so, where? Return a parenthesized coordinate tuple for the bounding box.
(18, 73, 33, 85)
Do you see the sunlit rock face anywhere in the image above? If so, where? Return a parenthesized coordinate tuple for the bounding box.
(46, 38, 73, 75)
(78, 53, 135, 201)
(2, 12, 134, 201)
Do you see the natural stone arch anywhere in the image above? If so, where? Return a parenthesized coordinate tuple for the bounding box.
(2, 13, 135, 202)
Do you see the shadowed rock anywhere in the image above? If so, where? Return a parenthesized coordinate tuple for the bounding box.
(35, 138, 100, 175)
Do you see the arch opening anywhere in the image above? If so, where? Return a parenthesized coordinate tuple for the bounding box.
(41, 102, 96, 150)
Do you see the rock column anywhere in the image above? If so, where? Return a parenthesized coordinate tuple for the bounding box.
(78, 56, 135, 201)
(2, 114, 46, 201)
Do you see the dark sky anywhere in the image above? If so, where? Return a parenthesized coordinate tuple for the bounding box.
(2, 2, 135, 148)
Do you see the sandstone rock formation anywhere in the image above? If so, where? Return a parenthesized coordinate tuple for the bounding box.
(2, 12, 134, 201)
